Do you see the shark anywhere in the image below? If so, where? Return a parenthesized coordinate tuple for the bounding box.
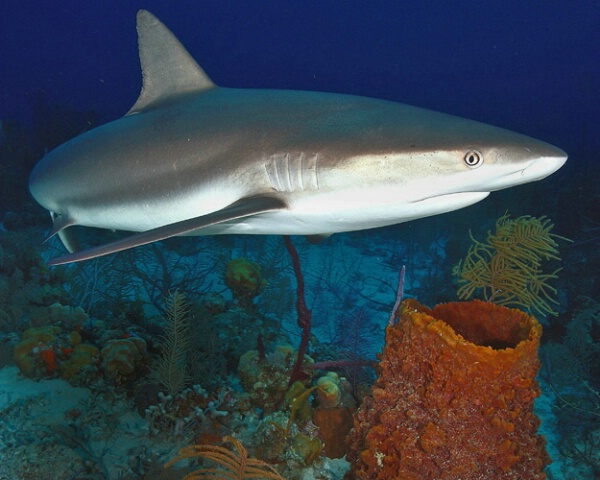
(29, 10, 567, 266)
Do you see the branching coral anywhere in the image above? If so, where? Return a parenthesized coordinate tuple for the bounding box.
(453, 213, 570, 316)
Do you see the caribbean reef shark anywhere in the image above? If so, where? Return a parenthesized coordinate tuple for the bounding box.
(29, 10, 567, 266)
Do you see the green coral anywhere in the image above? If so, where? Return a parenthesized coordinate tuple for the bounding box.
(225, 257, 266, 306)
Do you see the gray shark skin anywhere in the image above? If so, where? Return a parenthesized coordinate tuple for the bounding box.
(29, 10, 567, 265)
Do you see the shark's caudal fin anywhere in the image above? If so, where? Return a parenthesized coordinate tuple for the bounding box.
(127, 9, 215, 115)
(47, 196, 287, 266)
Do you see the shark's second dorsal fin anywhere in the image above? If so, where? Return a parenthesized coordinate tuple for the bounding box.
(127, 10, 215, 115)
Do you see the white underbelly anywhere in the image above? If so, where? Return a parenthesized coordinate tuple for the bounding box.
(190, 191, 490, 236)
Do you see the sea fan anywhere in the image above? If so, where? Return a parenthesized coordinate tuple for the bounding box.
(332, 307, 377, 397)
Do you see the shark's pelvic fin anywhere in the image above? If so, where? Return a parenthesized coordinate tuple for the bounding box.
(127, 9, 215, 115)
(44, 212, 77, 252)
(47, 196, 287, 266)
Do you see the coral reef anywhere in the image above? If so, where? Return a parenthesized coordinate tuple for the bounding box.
(13, 325, 62, 377)
(253, 382, 325, 468)
(541, 295, 600, 477)
(12, 320, 153, 387)
(143, 385, 235, 438)
(310, 371, 357, 459)
(250, 373, 357, 467)
(202, 303, 284, 384)
(60, 343, 100, 382)
(238, 345, 314, 413)
(315, 372, 343, 408)
(346, 299, 549, 480)
(291, 432, 323, 466)
(13, 325, 99, 381)
(0, 231, 70, 334)
(101, 337, 148, 385)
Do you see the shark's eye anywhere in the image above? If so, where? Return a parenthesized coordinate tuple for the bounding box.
(464, 150, 483, 168)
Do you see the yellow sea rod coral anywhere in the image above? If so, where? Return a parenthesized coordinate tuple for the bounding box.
(454, 213, 570, 316)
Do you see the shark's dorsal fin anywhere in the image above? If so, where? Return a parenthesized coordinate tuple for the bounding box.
(127, 9, 215, 115)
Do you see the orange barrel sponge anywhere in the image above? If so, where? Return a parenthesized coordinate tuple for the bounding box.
(345, 299, 550, 480)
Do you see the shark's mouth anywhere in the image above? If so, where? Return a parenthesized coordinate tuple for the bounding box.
(417, 191, 490, 202)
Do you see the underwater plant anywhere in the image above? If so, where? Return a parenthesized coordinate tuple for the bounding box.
(152, 291, 191, 396)
(453, 213, 570, 317)
(165, 435, 285, 480)
(62, 240, 225, 318)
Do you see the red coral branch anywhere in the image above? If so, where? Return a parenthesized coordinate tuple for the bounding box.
(284, 236, 312, 385)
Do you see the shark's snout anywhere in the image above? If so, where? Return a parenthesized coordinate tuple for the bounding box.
(522, 150, 568, 181)
(482, 143, 567, 193)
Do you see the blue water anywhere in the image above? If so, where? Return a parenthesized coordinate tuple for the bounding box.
(2, 1, 598, 154)
(1, 1, 599, 479)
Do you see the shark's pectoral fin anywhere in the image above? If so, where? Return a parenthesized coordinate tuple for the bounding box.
(48, 196, 287, 266)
